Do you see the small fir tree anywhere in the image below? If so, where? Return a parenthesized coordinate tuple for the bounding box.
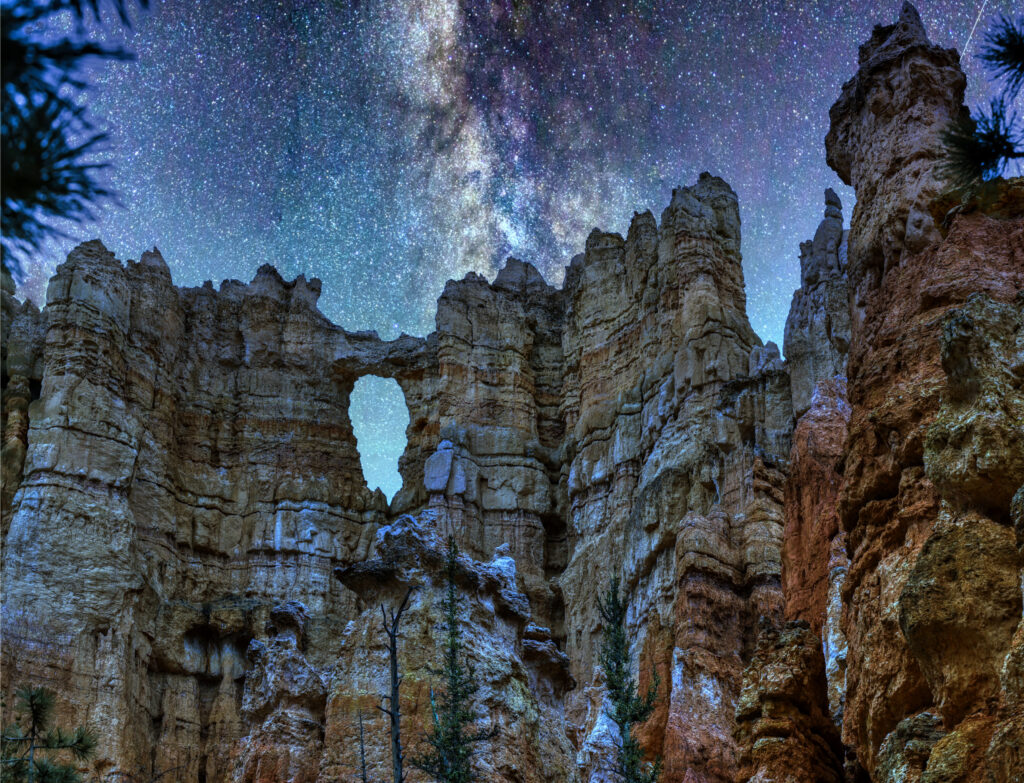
(1, 686, 96, 783)
(412, 537, 497, 783)
(940, 14, 1024, 192)
(597, 576, 662, 783)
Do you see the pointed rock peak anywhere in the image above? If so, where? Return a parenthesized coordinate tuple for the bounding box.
(823, 189, 843, 221)
(860, 0, 932, 65)
(62, 240, 121, 275)
(628, 210, 657, 234)
(69, 239, 114, 259)
(584, 228, 624, 253)
(899, 1, 924, 31)
(139, 247, 170, 275)
(494, 257, 548, 292)
(253, 263, 285, 284)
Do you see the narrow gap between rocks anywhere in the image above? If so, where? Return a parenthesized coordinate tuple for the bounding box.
(349, 375, 409, 503)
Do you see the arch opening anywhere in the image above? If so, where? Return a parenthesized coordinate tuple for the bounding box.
(349, 375, 409, 504)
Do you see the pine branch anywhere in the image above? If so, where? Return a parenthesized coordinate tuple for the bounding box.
(940, 99, 1022, 192)
(979, 13, 1024, 101)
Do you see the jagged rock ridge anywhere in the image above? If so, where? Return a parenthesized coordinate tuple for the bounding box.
(3, 4, 1023, 782)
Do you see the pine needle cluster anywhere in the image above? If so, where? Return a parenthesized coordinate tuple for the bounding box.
(940, 14, 1024, 192)
(412, 537, 497, 783)
(1, 686, 96, 783)
(1, 0, 147, 279)
(597, 576, 661, 783)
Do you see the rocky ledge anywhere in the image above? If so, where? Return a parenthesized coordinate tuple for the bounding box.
(2, 4, 1022, 782)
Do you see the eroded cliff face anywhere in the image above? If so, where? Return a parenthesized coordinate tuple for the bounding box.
(558, 174, 791, 782)
(822, 2, 1024, 780)
(3, 4, 1022, 782)
(1, 169, 789, 782)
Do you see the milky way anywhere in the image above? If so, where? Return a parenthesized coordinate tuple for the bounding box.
(16, 0, 1016, 497)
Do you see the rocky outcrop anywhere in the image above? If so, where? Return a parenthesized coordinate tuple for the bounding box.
(558, 174, 791, 782)
(894, 292, 1024, 782)
(327, 514, 575, 783)
(733, 619, 843, 783)
(0, 267, 44, 534)
(823, 2, 1024, 778)
(2, 169, 793, 782)
(783, 189, 850, 419)
(779, 192, 852, 733)
(825, 1, 967, 320)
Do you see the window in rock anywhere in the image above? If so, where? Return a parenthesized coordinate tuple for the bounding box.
(349, 375, 409, 503)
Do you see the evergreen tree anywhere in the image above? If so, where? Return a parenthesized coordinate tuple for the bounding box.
(1, 0, 148, 279)
(597, 576, 661, 783)
(941, 14, 1024, 192)
(1, 686, 96, 783)
(412, 537, 497, 783)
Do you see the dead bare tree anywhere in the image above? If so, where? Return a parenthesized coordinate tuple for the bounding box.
(378, 586, 416, 783)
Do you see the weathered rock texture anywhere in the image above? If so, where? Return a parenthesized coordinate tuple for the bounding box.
(783, 189, 850, 420)
(733, 619, 842, 783)
(558, 174, 792, 782)
(780, 192, 852, 731)
(1, 170, 791, 783)
(823, 2, 1024, 779)
(4, 5, 1022, 782)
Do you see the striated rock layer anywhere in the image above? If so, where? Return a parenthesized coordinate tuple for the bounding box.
(1, 169, 790, 782)
(822, 2, 1024, 780)
(4, 5, 1022, 782)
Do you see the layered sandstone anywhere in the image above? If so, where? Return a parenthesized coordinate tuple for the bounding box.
(2, 168, 792, 782)
(823, 2, 1024, 778)
(779, 192, 852, 730)
(558, 174, 792, 782)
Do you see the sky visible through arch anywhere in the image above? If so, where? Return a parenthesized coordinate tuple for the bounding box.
(350, 376, 408, 502)
(16, 0, 1018, 494)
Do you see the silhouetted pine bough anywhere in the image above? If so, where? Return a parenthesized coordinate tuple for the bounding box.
(980, 12, 1024, 101)
(412, 537, 498, 783)
(598, 576, 662, 783)
(1, 685, 96, 783)
(940, 14, 1024, 193)
(379, 586, 417, 783)
(0, 0, 148, 280)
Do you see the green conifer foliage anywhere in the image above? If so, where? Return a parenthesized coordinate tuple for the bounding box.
(597, 576, 662, 783)
(412, 537, 497, 783)
(940, 14, 1024, 192)
(1, 0, 148, 279)
(1, 686, 96, 783)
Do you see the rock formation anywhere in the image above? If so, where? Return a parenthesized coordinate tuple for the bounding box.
(824, 2, 1024, 779)
(3, 4, 1022, 782)
(783, 188, 849, 420)
(780, 192, 852, 729)
(558, 174, 792, 782)
(733, 620, 843, 783)
(1, 170, 791, 782)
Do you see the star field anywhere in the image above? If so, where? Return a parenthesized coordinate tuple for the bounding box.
(16, 0, 1017, 499)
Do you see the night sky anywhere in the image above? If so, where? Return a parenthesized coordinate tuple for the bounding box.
(17, 0, 1016, 499)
